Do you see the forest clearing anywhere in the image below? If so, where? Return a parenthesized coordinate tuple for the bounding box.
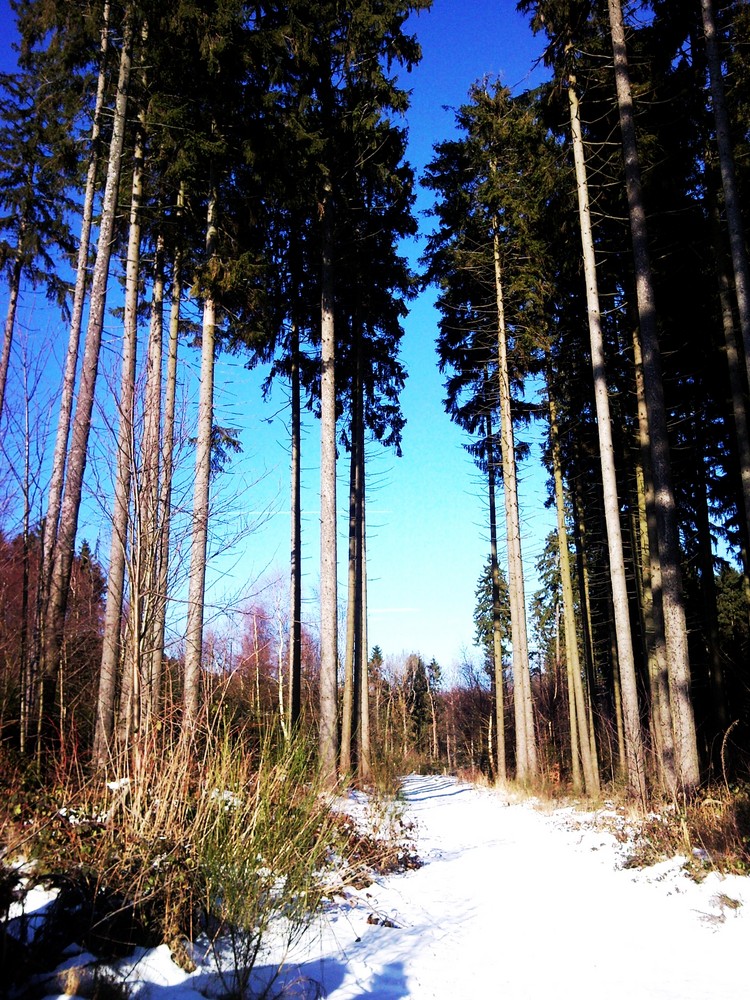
(2, 0, 750, 996)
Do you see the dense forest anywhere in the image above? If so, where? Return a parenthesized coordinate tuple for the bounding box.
(0, 0, 749, 818)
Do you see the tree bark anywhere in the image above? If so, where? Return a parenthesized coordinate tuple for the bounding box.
(492, 226, 537, 782)
(94, 107, 145, 762)
(318, 189, 338, 785)
(485, 408, 507, 784)
(288, 316, 302, 732)
(40, 0, 110, 613)
(41, 10, 133, 733)
(608, 0, 699, 792)
(548, 388, 599, 795)
(183, 172, 218, 725)
(138, 234, 165, 731)
(340, 375, 360, 777)
(567, 75, 646, 800)
(357, 393, 371, 783)
(701, 0, 750, 391)
(0, 254, 24, 426)
(150, 188, 184, 715)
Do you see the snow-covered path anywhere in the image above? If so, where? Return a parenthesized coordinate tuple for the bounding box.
(282, 774, 749, 999)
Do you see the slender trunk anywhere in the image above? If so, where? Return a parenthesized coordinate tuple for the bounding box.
(95, 107, 145, 762)
(693, 418, 728, 737)
(608, 1, 700, 791)
(151, 188, 184, 711)
(708, 175, 750, 567)
(632, 329, 676, 794)
(492, 226, 537, 782)
(568, 75, 646, 800)
(19, 367, 32, 753)
(340, 382, 359, 777)
(701, 0, 750, 389)
(319, 189, 338, 785)
(548, 388, 599, 795)
(42, 12, 133, 732)
(183, 172, 218, 724)
(288, 317, 302, 731)
(0, 255, 23, 425)
(40, 0, 110, 609)
(357, 407, 371, 783)
(485, 408, 506, 783)
(138, 235, 165, 731)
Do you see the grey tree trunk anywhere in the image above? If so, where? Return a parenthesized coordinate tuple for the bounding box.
(138, 235, 165, 731)
(42, 11, 133, 730)
(183, 176, 218, 724)
(567, 76, 646, 801)
(318, 192, 339, 785)
(0, 254, 23, 426)
(340, 381, 360, 777)
(356, 389, 372, 784)
(548, 389, 600, 795)
(701, 0, 750, 391)
(358, 455, 371, 783)
(150, 189, 184, 713)
(485, 408, 507, 784)
(492, 227, 537, 782)
(288, 317, 302, 731)
(632, 330, 676, 795)
(94, 113, 145, 762)
(608, 0, 700, 792)
(40, 0, 110, 609)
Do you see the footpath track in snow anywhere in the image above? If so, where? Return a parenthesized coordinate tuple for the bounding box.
(281, 774, 750, 1000)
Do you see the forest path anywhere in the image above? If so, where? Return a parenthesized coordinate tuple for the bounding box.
(282, 774, 749, 999)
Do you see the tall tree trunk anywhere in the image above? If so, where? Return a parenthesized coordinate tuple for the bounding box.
(567, 75, 646, 800)
(183, 172, 218, 725)
(39, 0, 110, 614)
(632, 329, 676, 794)
(318, 189, 338, 785)
(485, 408, 507, 784)
(492, 226, 537, 782)
(41, 11, 134, 735)
(150, 189, 184, 714)
(701, 0, 750, 390)
(340, 373, 360, 777)
(707, 174, 750, 571)
(19, 362, 32, 753)
(288, 316, 302, 732)
(357, 395, 371, 783)
(692, 416, 728, 739)
(0, 253, 24, 426)
(548, 388, 599, 795)
(138, 234, 165, 732)
(608, 0, 700, 791)
(95, 107, 145, 762)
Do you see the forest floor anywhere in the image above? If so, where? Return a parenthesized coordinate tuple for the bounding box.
(9, 773, 750, 999)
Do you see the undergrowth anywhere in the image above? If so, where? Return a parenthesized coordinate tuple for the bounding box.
(0, 721, 341, 995)
(622, 784, 750, 877)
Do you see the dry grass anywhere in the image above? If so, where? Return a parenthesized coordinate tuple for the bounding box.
(624, 784, 750, 877)
(0, 717, 340, 993)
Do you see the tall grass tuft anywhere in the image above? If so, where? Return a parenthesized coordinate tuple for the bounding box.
(1, 713, 337, 993)
(195, 729, 334, 996)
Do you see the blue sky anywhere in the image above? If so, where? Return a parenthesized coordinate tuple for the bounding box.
(0, 0, 556, 676)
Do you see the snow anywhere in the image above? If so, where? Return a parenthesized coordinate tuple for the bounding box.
(16, 774, 750, 999)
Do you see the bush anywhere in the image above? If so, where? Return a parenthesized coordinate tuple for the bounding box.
(0, 720, 338, 994)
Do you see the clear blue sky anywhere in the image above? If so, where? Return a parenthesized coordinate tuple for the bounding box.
(0, 0, 556, 676)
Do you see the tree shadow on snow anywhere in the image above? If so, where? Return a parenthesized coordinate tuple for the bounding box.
(400, 775, 470, 803)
